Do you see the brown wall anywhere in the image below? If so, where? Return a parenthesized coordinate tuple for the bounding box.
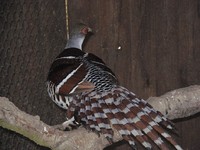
(0, 0, 200, 150)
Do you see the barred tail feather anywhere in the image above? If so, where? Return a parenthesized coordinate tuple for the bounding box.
(110, 90, 169, 149)
(119, 86, 175, 130)
(112, 86, 182, 150)
(72, 86, 182, 150)
(114, 87, 180, 149)
(101, 94, 152, 149)
(80, 96, 98, 131)
(77, 93, 114, 140)
(90, 97, 114, 141)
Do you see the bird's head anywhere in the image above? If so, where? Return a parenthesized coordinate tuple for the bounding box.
(71, 23, 92, 36)
(65, 23, 92, 50)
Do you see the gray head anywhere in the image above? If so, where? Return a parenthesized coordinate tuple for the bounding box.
(65, 23, 92, 50)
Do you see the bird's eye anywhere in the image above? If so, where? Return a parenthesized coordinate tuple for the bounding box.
(80, 27, 89, 35)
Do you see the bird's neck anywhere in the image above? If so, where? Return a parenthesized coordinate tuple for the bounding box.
(65, 34, 85, 50)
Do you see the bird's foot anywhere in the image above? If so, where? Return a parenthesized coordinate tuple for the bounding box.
(53, 117, 79, 131)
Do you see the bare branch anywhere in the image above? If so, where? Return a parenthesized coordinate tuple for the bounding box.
(147, 85, 200, 120)
(0, 85, 200, 150)
(0, 97, 120, 150)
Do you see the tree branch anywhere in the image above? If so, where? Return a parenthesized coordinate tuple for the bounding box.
(0, 85, 200, 150)
(147, 85, 200, 120)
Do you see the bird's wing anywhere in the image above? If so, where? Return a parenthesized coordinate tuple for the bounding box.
(85, 53, 117, 79)
(47, 48, 95, 96)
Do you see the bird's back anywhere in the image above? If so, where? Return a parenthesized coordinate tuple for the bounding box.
(47, 48, 118, 109)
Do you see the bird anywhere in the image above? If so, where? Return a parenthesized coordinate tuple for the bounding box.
(46, 23, 182, 150)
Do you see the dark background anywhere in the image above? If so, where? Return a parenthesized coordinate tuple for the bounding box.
(0, 0, 200, 149)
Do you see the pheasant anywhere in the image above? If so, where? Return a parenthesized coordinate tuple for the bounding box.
(47, 23, 182, 150)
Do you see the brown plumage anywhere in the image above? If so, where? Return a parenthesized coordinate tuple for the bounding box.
(46, 23, 182, 150)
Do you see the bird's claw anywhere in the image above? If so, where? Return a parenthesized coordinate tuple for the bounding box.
(53, 116, 80, 131)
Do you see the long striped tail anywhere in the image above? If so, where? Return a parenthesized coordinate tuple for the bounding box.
(70, 85, 182, 150)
